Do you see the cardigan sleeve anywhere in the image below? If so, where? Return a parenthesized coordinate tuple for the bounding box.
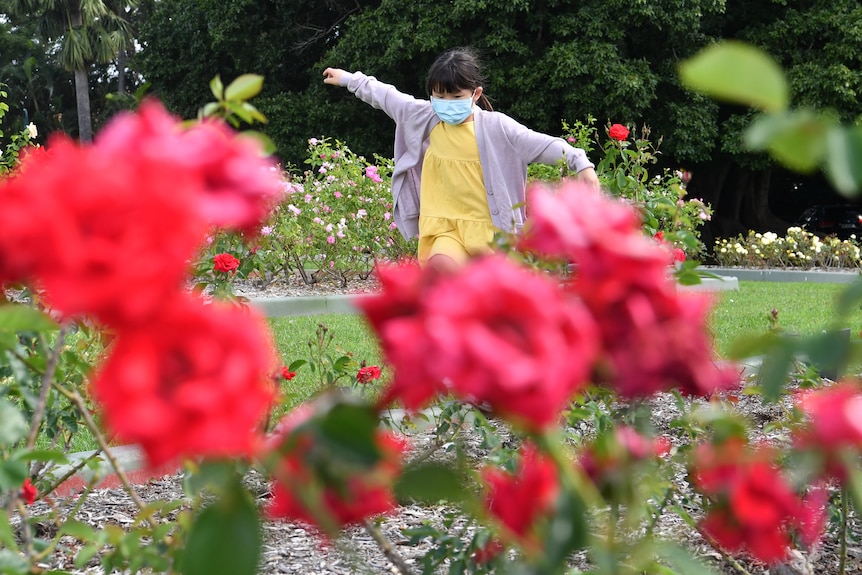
(341, 72, 428, 125)
(497, 113, 595, 173)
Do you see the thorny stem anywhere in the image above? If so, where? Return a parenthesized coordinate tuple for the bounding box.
(25, 326, 68, 450)
(55, 384, 156, 529)
(697, 528, 754, 575)
(39, 448, 104, 498)
(839, 487, 848, 575)
(16, 500, 34, 559)
(362, 518, 416, 575)
(33, 475, 102, 562)
(643, 488, 673, 539)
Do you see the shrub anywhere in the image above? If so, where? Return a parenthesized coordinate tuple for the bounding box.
(713, 227, 862, 269)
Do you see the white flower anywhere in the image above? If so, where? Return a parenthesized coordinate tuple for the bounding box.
(26, 122, 37, 139)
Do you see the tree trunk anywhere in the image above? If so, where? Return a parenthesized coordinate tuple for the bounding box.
(74, 67, 93, 142)
(742, 167, 790, 232)
(117, 48, 127, 95)
(689, 160, 791, 253)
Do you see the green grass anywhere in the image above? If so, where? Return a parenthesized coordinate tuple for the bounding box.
(267, 314, 383, 411)
(38, 280, 862, 454)
(708, 280, 862, 356)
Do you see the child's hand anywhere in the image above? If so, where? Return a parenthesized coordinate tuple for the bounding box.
(322, 68, 345, 86)
(577, 167, 601, 190)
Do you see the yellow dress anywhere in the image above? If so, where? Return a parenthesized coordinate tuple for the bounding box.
(418, 120, 497, 265)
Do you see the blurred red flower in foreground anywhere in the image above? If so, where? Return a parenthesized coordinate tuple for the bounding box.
(266, 404, 405, 534)
(794, 381, 862, 481)
(97, 99, 285, 235)
(92, 295, 278, 467)
(0, 137, 207, 326)
(482, 442, 559, 551)
(690, 439, 826, 564)
(20, 478, 37, 505)
(520, 181, 740, 399)
(213, 253, 240, 273)
(357, 256, 598, 431)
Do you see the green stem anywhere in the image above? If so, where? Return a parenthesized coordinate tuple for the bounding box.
(25, 326, 68, 450)
(55, 384, 156, 529)
(839, 486, 848, 575)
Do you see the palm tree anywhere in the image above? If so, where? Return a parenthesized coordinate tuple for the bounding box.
(4, 0, 136, 141)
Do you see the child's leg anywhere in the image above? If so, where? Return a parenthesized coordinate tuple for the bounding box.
(418, 233, 470, 267)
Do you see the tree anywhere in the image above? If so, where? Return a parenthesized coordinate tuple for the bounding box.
(2, 0, 136, 141)
(685, 0, 862, 244)
(132, 0, 862, 240)
(136, 0, 375, 166)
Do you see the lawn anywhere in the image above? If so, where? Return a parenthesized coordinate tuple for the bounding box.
(267, 279, 862, 410)
(39, 279, 862, 452)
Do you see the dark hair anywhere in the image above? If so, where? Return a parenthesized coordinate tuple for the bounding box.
(425, 47, 493, 111)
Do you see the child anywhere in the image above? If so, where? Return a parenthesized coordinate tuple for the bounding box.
(323, 47, 600, 271)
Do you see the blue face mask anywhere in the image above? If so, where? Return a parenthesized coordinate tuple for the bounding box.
(430, 91, 476, 125)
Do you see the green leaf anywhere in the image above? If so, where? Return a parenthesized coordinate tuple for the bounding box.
(0, 304, 59, 333)
(836, 277, 862, 316)
(199, 102, 220, 118)
(180, 485, 261, 575)
(0, 400, 28, 447)
(744, 110, 831, 173)
(287, 359, 307, 371)
(757, 338, 797, 402)
(224, 74, 264, 101)
(74, 544, 100, 569)
(394, 462, 470, 504)
(654, 541, 720, 575)
(824, 125, 862, 197)
(0, 510, 20, 550)
(0, 459, 28, 491)
(317, 402, 381, 466)
(540, 489, 589, 570)
(679, 41, 789, 113)
(60, 520, 97, 541)
(0, 331, 18, 352)
(0, 549, 29, 575)
(17, 449, 70, 465)
(239, 130, 277, 155)
(209, 75, 224, 100)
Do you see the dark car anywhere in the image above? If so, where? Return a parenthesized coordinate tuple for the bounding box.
(796, 204, 862, 239)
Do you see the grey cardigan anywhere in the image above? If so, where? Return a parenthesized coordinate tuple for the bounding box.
(340, 71, 595, 240)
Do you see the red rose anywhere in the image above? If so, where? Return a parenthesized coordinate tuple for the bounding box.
(20, 478, 37, 505)
(97, 99, 285, 235)
(608, 123, 630, 141)
(0, 136, 208, 327)
(355, 262, 448, 411)
(92, 294, 278, 466)
(482, 443, 558, 551)
(213, 253, 240, 273)
(356, 365, 382, 384)
(421, 256, 598, 431)
(359, 256, 599, 431)
(690, 440, 826, 564)
(280, 366, 297, 380)
(266, 404, 406, 534)
(793, 382, 862, 481)
(520, 182, 740, 399)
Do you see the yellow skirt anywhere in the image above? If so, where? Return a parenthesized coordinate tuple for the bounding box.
(417, 216, 497, 265)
